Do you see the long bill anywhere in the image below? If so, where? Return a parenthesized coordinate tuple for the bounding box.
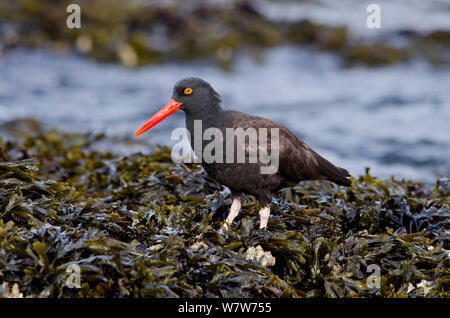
(134, 99, 183, 136)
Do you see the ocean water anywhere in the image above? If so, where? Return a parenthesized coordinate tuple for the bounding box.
(0, 47, 448, 182)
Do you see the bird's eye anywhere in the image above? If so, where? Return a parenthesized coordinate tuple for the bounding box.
(184, 87, 193, 95)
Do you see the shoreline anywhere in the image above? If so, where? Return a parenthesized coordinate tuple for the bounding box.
(1, 1, 449, 68)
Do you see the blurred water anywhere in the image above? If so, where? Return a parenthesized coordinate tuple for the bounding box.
(258, 0, 450, 36)
(0, 48, 449, 182)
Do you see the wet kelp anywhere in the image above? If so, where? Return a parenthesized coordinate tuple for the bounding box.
(0, 0, 448, 68)
(0, 120, 449, 298)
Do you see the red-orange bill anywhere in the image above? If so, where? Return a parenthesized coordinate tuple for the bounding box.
(135, 99, 182, 136)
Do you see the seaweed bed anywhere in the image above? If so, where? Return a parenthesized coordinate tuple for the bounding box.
(0, 119, 448, 298)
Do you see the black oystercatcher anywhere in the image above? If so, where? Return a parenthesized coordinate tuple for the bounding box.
(135, 77, 351, 229)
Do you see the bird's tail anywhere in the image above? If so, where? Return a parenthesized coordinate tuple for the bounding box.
(315, 154, 352, 187)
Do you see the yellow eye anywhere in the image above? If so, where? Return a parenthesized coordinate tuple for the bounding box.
(184, 87, 193, 95)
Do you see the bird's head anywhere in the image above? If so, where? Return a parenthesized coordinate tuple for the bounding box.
(135, 77, 221, 136)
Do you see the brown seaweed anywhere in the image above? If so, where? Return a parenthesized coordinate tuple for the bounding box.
(0, 120, 449, 298)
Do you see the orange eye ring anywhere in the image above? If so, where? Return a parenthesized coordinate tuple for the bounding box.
(184, 87, 193, 95)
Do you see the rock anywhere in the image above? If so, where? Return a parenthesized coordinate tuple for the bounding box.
(245, 245, 276, 267)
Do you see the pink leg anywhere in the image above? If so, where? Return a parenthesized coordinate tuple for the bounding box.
(223, 196, 241, 230)
(259, 206, 271, 229)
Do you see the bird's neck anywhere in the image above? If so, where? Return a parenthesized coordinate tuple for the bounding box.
(184, 103, 230, 154)
(185, 103, 228, 131)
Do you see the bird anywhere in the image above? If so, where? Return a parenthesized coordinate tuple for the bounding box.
(135, 77, 351, 230)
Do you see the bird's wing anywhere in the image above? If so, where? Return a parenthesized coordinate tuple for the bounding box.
(277, 126, 326, 180)
(225, 110, 351, 185)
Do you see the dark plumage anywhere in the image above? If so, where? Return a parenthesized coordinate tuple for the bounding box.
(136, 77, 351, 229)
